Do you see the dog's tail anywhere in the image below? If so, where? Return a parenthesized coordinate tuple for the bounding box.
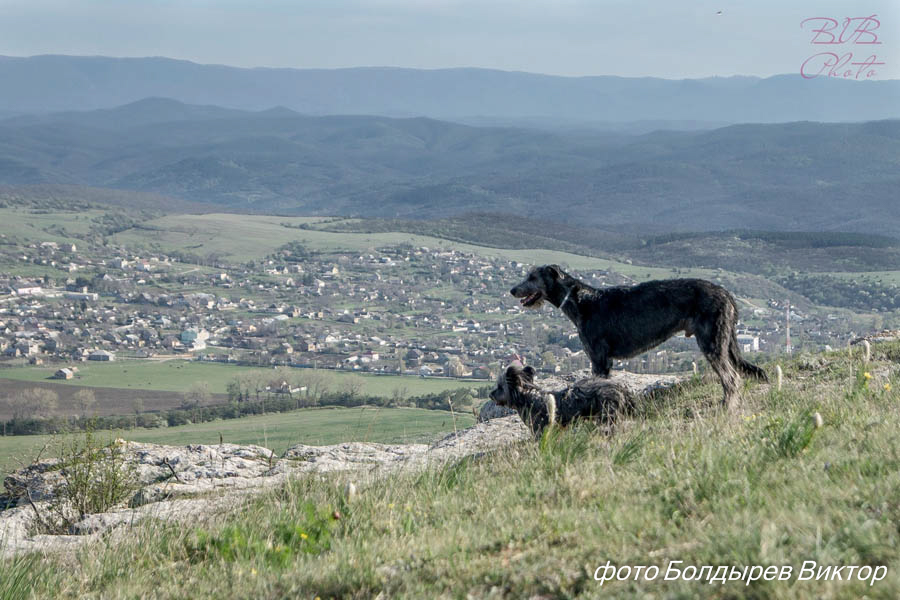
(729, 333, 768, 382)
(544, 393, 557, 428)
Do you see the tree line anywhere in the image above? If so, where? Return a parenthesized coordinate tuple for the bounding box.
(0, 376, 490, 437)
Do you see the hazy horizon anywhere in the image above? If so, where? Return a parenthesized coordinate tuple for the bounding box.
(10, 53, 896, 82)
(1, 0, 897, 79)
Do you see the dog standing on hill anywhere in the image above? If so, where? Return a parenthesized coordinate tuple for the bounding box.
(489, 362, 632, 436)
(510, 265, 767, 409)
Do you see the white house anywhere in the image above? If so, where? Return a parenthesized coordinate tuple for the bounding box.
(736, 334, 760, 353)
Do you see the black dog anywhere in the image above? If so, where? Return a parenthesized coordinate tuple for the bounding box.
(510, 265, 767, 409)
(489, 363, 632, 436)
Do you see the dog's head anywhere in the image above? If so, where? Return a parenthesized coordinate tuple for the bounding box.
(509, 264, 565, 309)
(489, 362, 536, 406)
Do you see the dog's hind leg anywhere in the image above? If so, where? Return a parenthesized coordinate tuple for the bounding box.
(707, 352, 741, 410)
(696, 317, 741, 410)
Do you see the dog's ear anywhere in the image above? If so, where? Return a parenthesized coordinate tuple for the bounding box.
(547, 264, 562, 279)
(522, 365, 536, 382)
(505, 365, 521, 389)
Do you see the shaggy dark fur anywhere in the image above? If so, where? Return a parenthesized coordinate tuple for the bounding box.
(510, 265, 767, 409)
(489, 363, 633, 437)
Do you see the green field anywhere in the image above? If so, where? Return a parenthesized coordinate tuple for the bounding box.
(0, 406, 473, 482)
(21, 208, 900, 289)
(0, 207, 103, 244)
(823, 270, 900, 286)
(0, 359, 486, 397)
(110, 212, 717, 280)
(6, 207, 899, 290)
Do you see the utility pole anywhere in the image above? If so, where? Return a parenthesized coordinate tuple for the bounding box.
(785, 300, 792, 354)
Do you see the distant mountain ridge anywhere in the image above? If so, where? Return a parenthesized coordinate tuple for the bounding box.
(1, 98, 898, 236)
(1, 55, 898, 124)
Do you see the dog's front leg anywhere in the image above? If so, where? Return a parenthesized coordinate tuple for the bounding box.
(579, 334, 610, 377)
(588, 345, 612, 377)
(591, 358, 612, 377)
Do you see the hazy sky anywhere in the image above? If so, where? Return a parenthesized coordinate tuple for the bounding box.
(1, 0, 897, 78)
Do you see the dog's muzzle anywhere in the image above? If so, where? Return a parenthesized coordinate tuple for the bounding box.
(519, 292, 542, 307)
(510, 286, 543, 308)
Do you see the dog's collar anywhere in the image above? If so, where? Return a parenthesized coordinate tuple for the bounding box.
(559, 288, 575, 309)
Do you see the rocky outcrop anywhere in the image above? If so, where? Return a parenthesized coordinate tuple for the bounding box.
(0, 370, 684, 556)
(851, 330, 900, 345)
(281, 442, 429, 474)
(0, 417, 532, 556)
(477, 400, 516, 422)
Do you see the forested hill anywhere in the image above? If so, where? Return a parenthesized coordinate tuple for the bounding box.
(1, 99, 898, 235)
(1, 55, 898, 123)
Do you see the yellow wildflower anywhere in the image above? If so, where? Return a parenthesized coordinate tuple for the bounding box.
(300, 533, 308, 540)
(885, 383, 892, 392)
(864, 372, 872, 380)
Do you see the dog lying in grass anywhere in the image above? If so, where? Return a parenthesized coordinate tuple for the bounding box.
(489, 363, 633, 437)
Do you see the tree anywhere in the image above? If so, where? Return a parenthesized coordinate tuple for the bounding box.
(451, 388, 475, 409)
(446, 356, 467, 378)
(16, 388, 58, 419)
(541, 351, 558, 369)
(246, 372, 266, 402)
(340, 375, 364, 400)
(183, 381, 212, 409)
(6, 394, 28, 420)
(304, 370, 330, 401)
(391, 385, 409, 406)
(74, 389, 97, 417)
(226, 379, 243, 403)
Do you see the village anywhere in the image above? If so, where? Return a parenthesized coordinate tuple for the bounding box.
(0, 235, 855, 384)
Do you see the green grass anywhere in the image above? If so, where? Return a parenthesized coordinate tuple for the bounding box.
(0, 359, 485, 396)
(821, 270, 900, 286)
(7, 344, 900, 598)
(111, 213, 715, 280)
(11, 208, 896, 287)
(0, 406, 474, 483)
(0, 207, 103, 244)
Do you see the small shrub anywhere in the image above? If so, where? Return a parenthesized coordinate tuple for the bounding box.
(36, 428, 138, 534)
(761, 410, 817, 459)
(435, 455, 475, 491)
(539, 421, 595, 465)
(0, 553, 41, 600)
(612, 431, 645, 467)
(186, 501, 334, 567)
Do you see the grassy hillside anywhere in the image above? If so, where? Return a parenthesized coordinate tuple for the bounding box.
(316, 215, 900, 276)
(110, 211, 900, 315)
(0, 206, 105, 244)
(5, 344, 900, 598)
(113, 212, 714, 281)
